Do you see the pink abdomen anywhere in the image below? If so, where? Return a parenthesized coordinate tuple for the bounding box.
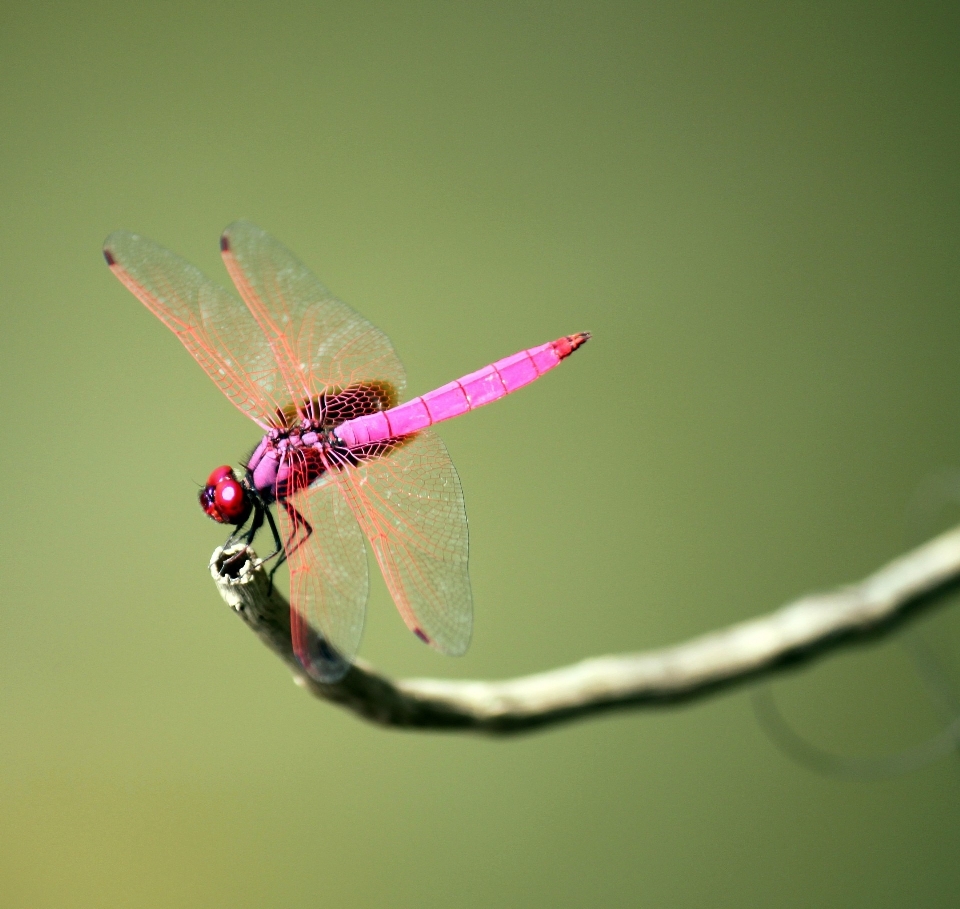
(335, 333, 589, 448)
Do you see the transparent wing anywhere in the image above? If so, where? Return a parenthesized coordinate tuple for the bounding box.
(278, 451, 370, 681)
(220, 220, 407, 414)
(104, 230, 288, 430)
(332, 430, 472, 655)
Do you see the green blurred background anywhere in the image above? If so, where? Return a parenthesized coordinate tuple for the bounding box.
(2, 1, 959, 906)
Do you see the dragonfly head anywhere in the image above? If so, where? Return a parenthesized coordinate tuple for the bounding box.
(200, 466, 252, 525)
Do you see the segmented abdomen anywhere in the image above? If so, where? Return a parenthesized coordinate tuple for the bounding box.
(334, 333, 589, 448)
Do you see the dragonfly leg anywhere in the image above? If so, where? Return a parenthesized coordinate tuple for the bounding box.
(279, 500, 314, 559)
(224, 506, 260, 550)
(261, 504, 284, 560)
(221, 497, 266, 572)
(260, 506, 290, 594)
(267, 558, 285, 592)
(268, 500, 314, 589)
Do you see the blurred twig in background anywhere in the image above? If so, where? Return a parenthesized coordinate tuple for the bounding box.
(751, 637, 960, 780)
(747, 472, 960, 779)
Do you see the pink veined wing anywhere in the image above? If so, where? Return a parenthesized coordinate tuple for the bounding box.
(331, 430, 473, 656)
(219, 220, 407, 416)
(277, 450, 370, 681)
(218, 221, 432, 668)
(102, 230, 289, 431)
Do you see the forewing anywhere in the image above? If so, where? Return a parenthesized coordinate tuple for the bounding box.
(220, 221, 406, 411)
(279, 452, 370, 681)
(104, 230, 287, 430)
(333, 430, 472, 655)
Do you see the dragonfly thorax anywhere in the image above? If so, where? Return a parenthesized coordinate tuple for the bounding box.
(246, 425, 347, 506)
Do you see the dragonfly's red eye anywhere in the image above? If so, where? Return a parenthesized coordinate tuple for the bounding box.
(199, 467, 250, 525)
(214, 478, 248, 521)
(206, 465, 236, 487)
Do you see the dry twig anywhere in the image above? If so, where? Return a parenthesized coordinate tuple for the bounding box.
(210, 525, 960, 735)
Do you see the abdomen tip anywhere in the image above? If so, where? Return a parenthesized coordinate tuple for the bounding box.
(554, 332, 591, 359)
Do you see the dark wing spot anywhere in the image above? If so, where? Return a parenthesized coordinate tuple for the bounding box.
(103, 248, 116, 266)
(315, 638, 336, 662)
(220, 234, 230, 252)
(301, 629, 351, 683)
(413, 627, 431, 644)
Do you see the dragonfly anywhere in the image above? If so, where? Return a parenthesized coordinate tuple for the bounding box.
(103, 221, 589, 681)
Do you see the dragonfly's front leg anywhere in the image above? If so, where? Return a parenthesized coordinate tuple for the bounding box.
(221, 497, 287, 590)
(248, 503, 287, 593)
(220, 497, 266, 576)
(260, 504, 284, 562)
(225, 498, 263, 549)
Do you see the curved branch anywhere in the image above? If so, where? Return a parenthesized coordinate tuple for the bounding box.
(210, 525, 960, 735)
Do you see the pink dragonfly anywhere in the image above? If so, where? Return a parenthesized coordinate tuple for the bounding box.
(104, 222, 589, 681)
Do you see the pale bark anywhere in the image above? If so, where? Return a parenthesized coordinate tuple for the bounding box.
(210, 525, 960, 734)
